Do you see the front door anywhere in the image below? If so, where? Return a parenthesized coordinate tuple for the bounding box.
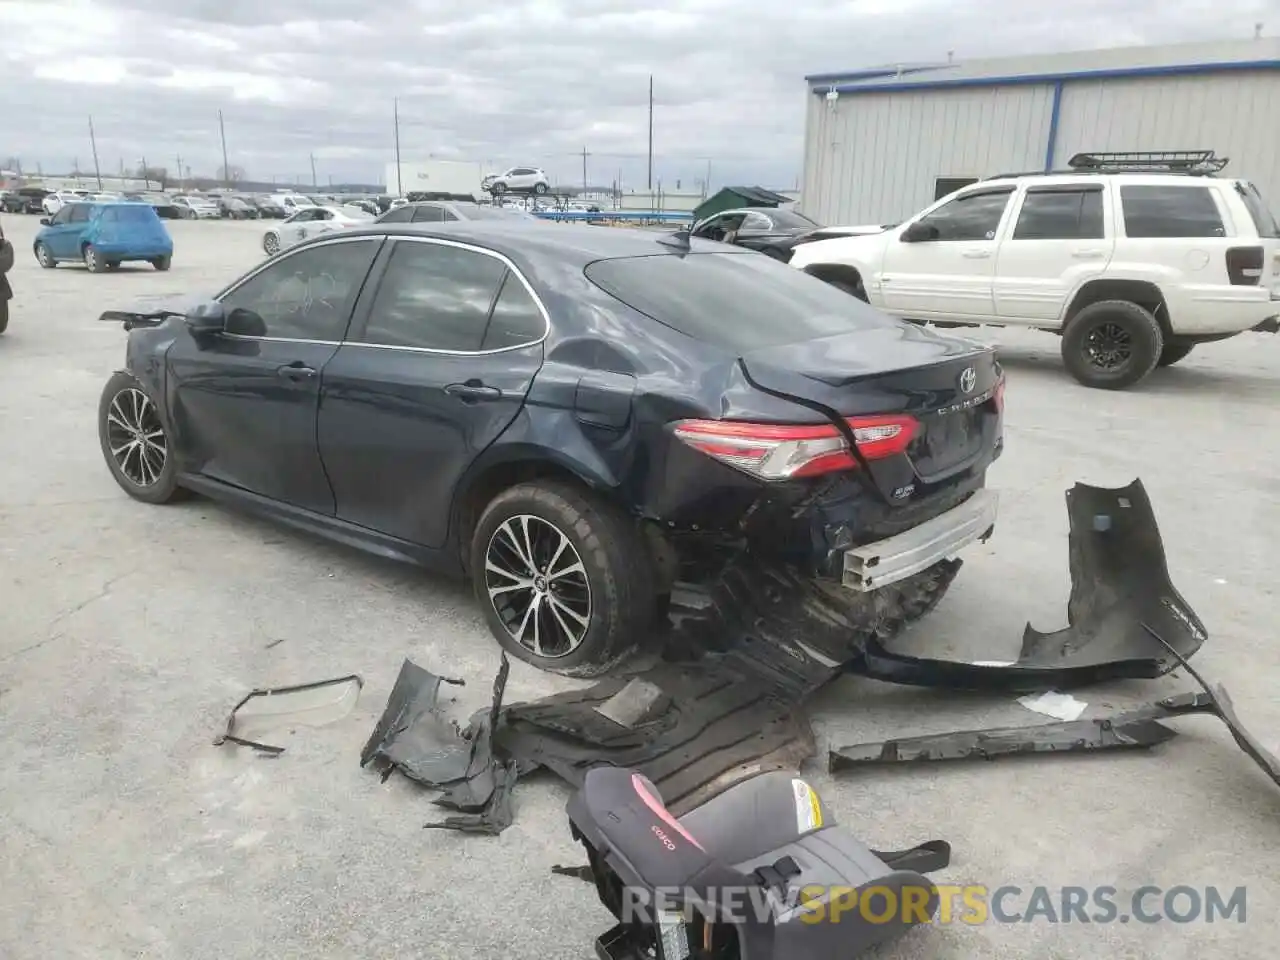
(165, 236, 383, 513)
(879, 187, 1013, 319)
(47, 204, 91, 259)
(318, 236, 546, 548)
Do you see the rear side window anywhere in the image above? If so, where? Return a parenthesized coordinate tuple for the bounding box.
(585, 252, 900, 352)
(481, 273, 545, 350)
(1120, 185, 1224, 238)
(1012, 189, 1104, 240)
(378, 206, 413, 224)
(1236, 182, 1279, 238)
(362, 241, 507, 351)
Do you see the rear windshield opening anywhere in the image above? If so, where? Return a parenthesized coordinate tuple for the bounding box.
(1236, 181, 1279, 239)
(584, 251, 900, 351)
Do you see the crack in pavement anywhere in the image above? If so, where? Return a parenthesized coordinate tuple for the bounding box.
(0, 570, 138, 664)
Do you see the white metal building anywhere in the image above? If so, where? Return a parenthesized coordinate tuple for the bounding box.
(801, 38, 1280, 226)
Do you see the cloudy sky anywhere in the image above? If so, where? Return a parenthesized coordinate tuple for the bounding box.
(0, 0, 1272, 191)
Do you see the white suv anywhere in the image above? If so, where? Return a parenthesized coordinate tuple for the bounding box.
(791, 163, 1280, 389)
(485, 167, 550, 195)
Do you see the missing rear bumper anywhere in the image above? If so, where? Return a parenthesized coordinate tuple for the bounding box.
(1252, 316, 1280, 333)
(842, 489, 998, 592)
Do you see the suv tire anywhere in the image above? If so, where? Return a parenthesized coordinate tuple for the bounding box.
(1157, 343, 1194, 367)
(470, 480, 655, 678)
(1061, 300, 1163, 390)
(534, 182, 549, 195)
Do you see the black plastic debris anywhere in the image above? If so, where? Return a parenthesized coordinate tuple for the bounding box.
(214, 674, 363, 755)
(362, 656, 518, 834)
(828, 693, 1207, 771)
(846, 480, 1208, 692)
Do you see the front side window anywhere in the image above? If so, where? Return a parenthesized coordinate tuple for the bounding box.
(1012, 188, 1105, 240)
(915, 190, 1012, 241)
(1120, 185, 1224, 238)
(69, 205, 92, 224)
(742, 212, 774, 233)
(219, 239, 380, 341)
(412, 205, 446, 223)
(377, 206, 414, 224)
(361, 241, 508, 351)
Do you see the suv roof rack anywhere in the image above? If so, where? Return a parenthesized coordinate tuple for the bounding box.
(985, 149, 1231, 182)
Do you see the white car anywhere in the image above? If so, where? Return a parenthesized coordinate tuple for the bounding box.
(267, 193, 316, 216)
(172, 196, 221, 219)
(262, 205, 374, 256)
(790, 153, 1280, 389)
(42, 190, 90, 215)
(485, 166, 550, 196)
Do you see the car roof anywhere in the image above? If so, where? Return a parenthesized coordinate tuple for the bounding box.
(335, 221, 734, 265)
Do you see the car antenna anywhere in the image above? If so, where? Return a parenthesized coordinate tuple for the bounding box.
(656, 219, 693, 254)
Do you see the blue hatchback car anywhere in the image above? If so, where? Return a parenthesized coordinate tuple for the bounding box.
(35, 201, 174, 272)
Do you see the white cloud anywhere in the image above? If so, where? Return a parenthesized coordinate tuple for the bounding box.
(0, 0, 1271, 189)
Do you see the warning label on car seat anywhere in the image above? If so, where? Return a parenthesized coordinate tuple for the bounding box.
(792, 779, 824, 833)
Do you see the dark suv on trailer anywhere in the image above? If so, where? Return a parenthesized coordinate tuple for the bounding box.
(97, 222, 1003, 675)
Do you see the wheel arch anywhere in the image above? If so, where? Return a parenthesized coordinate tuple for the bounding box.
(1062, 278, 1171, 338)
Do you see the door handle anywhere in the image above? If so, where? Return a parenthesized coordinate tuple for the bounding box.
(961, 250, 991, 259)
(445, 380, 503, 402)
(1071, 249, 1107, 259)
(276, 361, 317, 381)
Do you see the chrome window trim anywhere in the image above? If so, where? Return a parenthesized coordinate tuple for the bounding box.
(213, 232, 551, 355)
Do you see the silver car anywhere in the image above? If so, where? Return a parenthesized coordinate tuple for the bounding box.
(261, 205, 374, 256)
(484, 166, 550, 195)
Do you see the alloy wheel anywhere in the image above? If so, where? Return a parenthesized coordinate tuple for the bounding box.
(104, 387, 167, 486)
(1084, 321, 1133, 371)
(484, 515, 592, 659)
(264, 233, 280, 255)
(36, 243, 54, 267)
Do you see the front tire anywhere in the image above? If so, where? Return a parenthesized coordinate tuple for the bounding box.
(151, 255, 171, 271)
(1061, 300, 1163, 390)
(533, 182, 548, 195)
(470, 480, 655, 677)
(98, 371, 188, 505)
(35, 242, 56, 268)
(263, 233, 280, 256)
(1157, 343, 1194, 367)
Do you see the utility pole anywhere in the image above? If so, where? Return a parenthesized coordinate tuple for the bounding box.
(310, 152, 317, 188)
(218, 108, 230, 187)
(141, 156, 149, 189)
(704, 159, 711, 198)
(581, 146, 590, 190)
(393, 97, 403, 196)
(175, 154, 183, 191)
(88, 114, 103, 189)
(647, 75, 654, 191)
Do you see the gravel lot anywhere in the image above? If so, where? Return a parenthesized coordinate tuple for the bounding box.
(1, 214, 1278, 960)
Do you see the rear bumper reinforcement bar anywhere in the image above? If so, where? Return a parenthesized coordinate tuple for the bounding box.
(842, 489, 998, 592)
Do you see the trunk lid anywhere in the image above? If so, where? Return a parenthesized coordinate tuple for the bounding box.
(740, 326, 1002, 497)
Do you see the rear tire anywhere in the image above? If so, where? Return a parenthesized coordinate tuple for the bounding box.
(470, 480, 655, 677)
(1061, 300, 1163, 390)
(98, 371, 189, 505)
(1157, 343, 1194, 367)
(534, 182, 549, 195)
(152, 255, 171, 271)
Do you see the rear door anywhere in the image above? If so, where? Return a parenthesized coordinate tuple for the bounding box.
(317, 236, 547, 548)
(994, 183, 1113, 324)
(879, 187, 1014, 319)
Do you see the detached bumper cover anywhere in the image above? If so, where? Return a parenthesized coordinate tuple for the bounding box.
(843, 489, 998, 592)
(1253, 316, 1279, 333)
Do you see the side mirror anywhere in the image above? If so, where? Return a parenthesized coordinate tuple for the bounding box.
(184, 301, 227, 337)
(901, 221, 939, 243)
(40, 217, 51, 226)
(225, 307, 267, 337)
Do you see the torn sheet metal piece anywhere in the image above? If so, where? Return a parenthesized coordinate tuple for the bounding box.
(828, 693, 1212, 770)
(1145, 625, 1280, 788)
(495, 659, 815, 818)
(214, 674, 363, 754)
(848, 480, 1208, 692)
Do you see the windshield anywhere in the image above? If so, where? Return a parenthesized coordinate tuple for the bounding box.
(585, 251, 899, 351)
(1236, 181, 1279, 238)
(767, 208, 819, 230)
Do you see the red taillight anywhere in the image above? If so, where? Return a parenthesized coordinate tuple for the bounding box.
(993, 377, 1006, 413)
(672, 414, 917, 480)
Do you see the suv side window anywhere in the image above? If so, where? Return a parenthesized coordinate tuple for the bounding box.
(1012, 187, 1104, 240)
(69, 205, 92, 223)
(361, 240, 508, 351)
(481, 272, 545, 350)
(220, 239, 380, 341)
(1120, 185, 1225, 238)
(412, 204, 445, 223)
(915, 189, 1012, 241)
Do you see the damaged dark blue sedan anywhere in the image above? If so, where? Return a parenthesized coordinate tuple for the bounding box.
(96, 221, 1003, 675)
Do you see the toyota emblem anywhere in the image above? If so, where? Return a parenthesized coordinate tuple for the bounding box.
(958, 366, 977, 394)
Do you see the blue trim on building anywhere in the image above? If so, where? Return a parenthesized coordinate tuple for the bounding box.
(1044, 80, 1064, 172)
(810, 58, 1280, 95)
